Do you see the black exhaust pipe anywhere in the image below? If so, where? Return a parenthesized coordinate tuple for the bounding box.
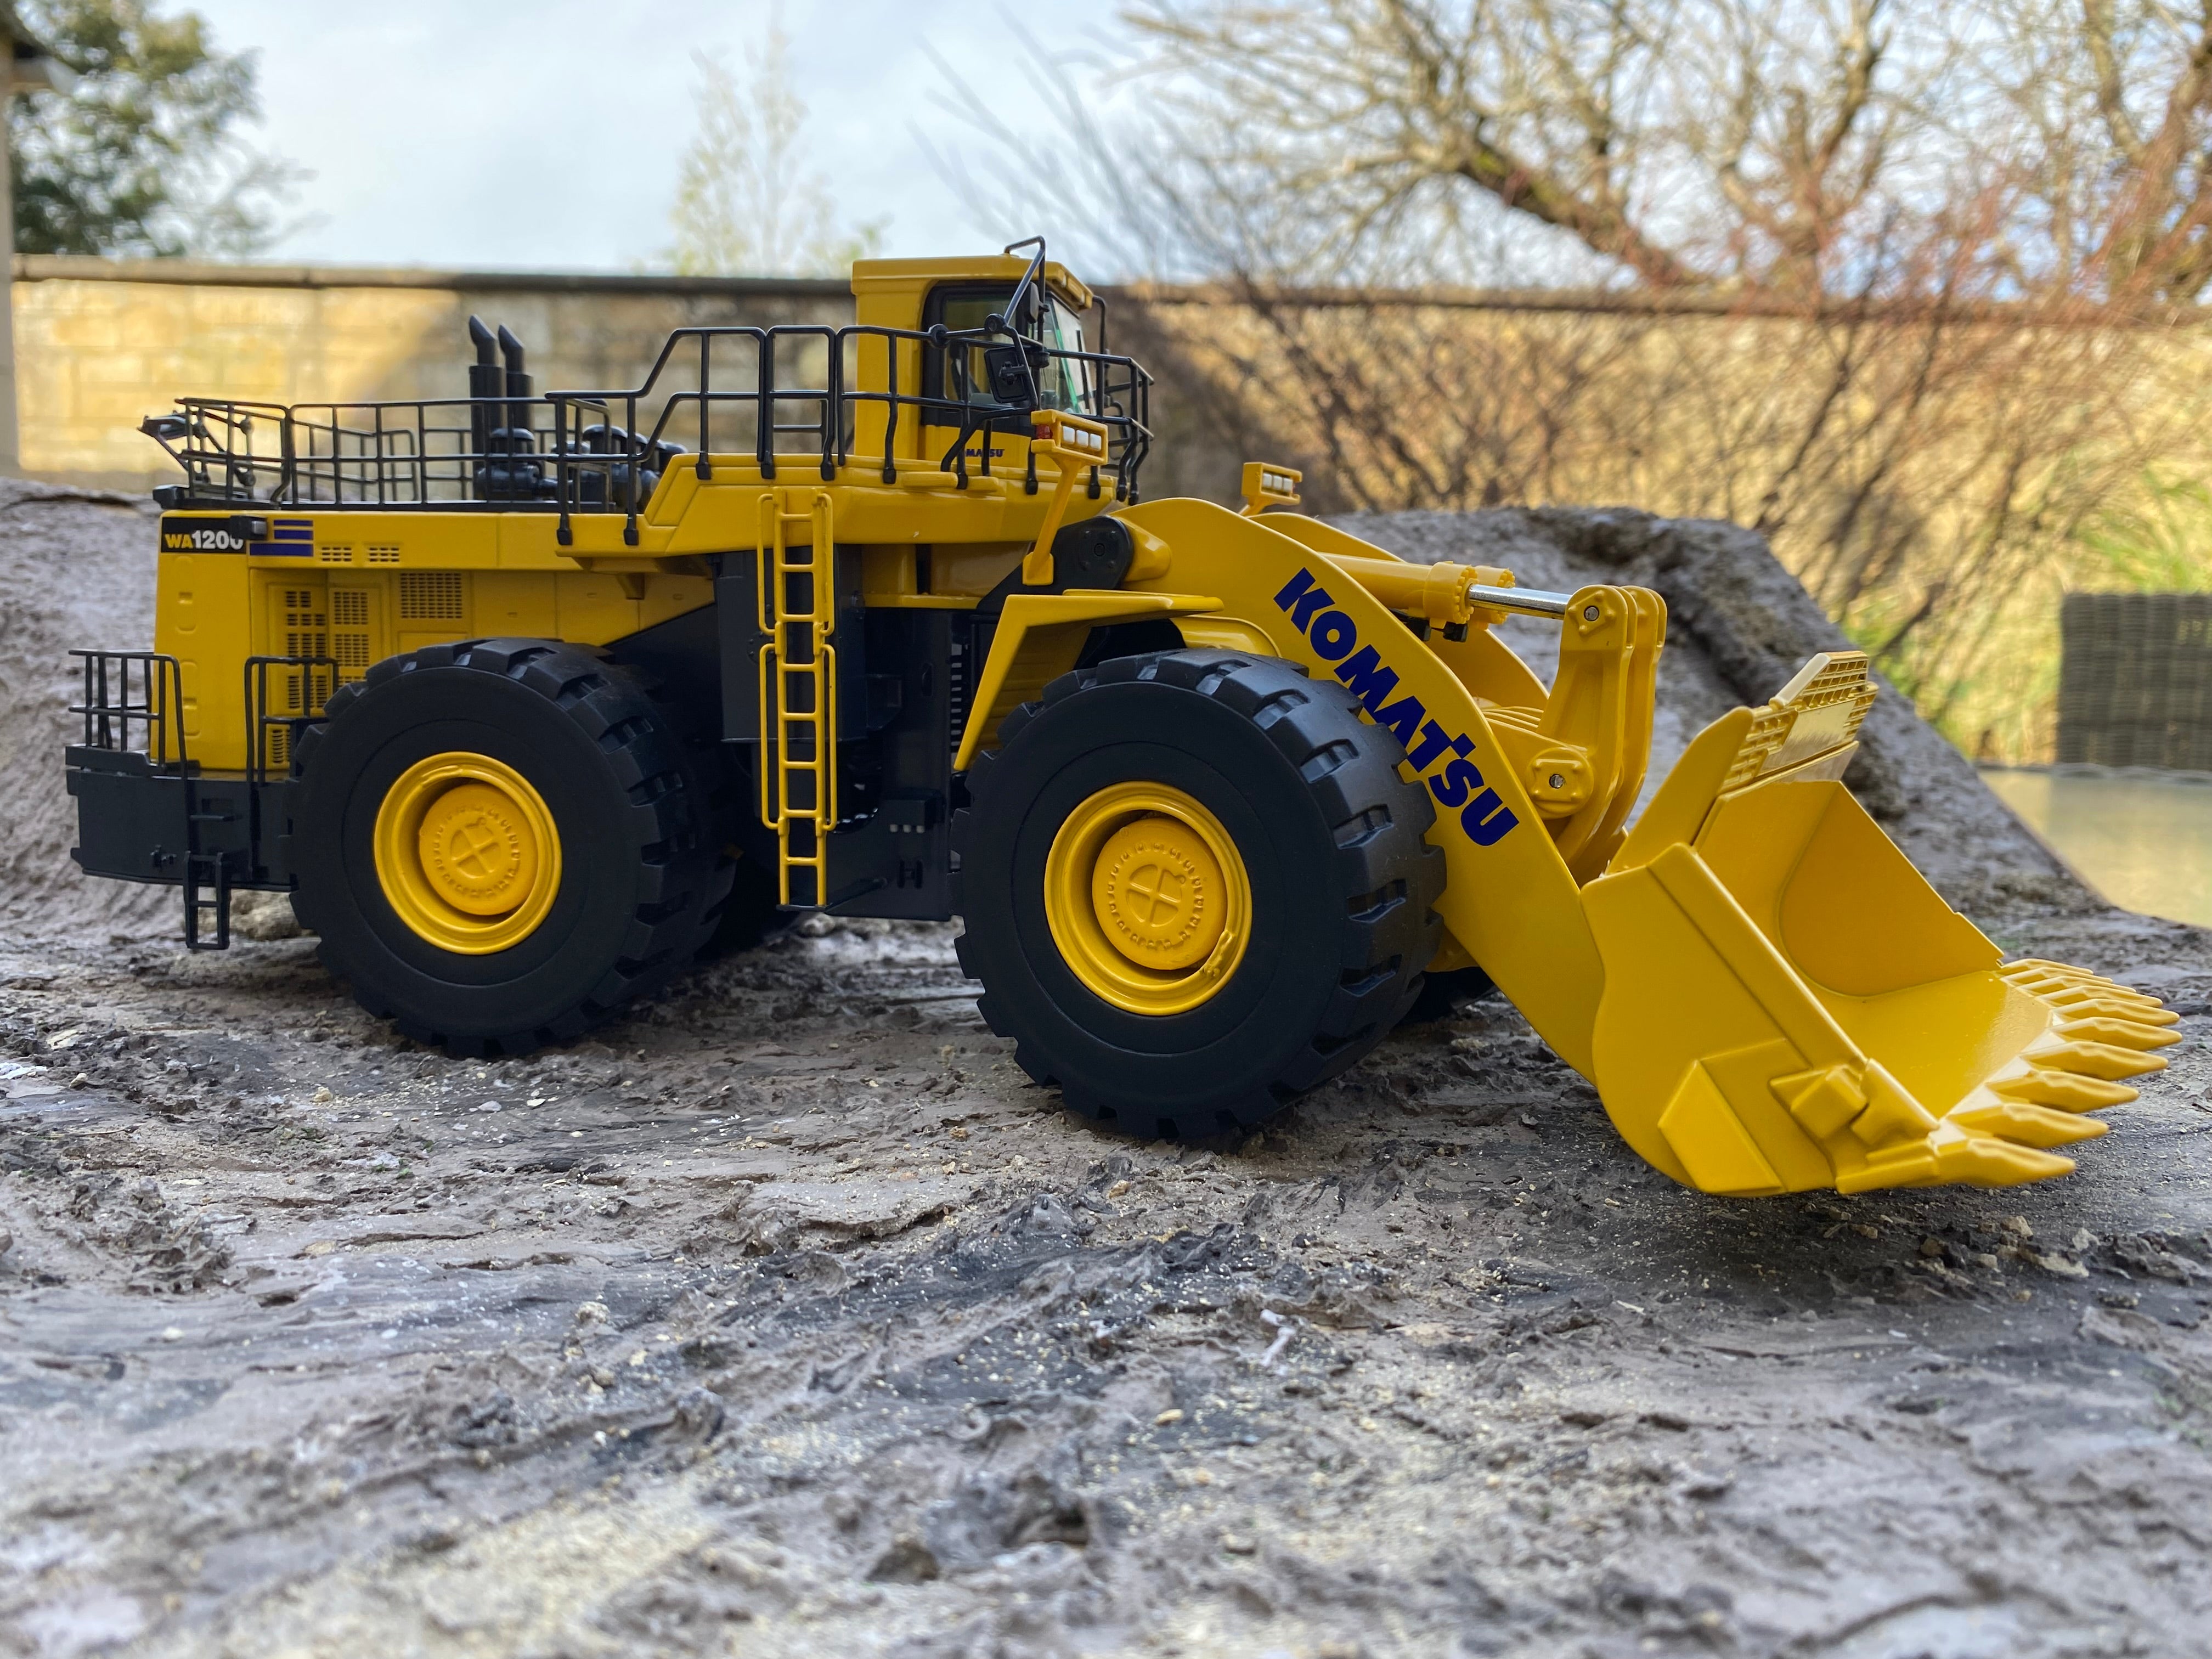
(495, 324, 533, 437)
(466, 315, 501, 455)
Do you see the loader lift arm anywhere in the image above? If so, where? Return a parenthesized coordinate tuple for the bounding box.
(1053, 498, 2179, 1197)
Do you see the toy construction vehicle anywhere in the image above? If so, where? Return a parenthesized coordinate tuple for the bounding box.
(67, 240, 2175, 1197)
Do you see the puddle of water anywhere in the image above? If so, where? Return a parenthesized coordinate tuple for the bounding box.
(1980, 765, 2212, 927)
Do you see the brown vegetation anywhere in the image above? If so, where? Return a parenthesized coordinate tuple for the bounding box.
(952, 2, 2212, 758)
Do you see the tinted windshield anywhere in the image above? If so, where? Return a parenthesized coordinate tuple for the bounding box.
(927, 286, 1093, 416)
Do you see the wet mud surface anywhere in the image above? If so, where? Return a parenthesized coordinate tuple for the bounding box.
(4, 492, 2210, 1656)
(4, 906, 2210, 1659)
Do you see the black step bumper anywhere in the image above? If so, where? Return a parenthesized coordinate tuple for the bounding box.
(66, 747, 294, 945)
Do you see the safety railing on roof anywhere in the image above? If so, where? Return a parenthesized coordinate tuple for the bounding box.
(139, 322, 1153, 547)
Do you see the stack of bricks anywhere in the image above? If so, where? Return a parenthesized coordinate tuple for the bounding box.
(2058, 591, 2212, 771)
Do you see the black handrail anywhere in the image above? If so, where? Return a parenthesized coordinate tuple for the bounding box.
(244, 654, 341, 785)
(143, 320, 1153, 518)
(70, 650, 189, 765)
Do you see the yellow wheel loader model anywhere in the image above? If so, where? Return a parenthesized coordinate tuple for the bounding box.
(65, 238, 2175, 1198)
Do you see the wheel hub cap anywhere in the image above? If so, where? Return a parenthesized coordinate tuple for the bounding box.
(1044, 782, 1251, 1015)
(420, 782, 538, 915)
(1092, 816, 1226, 970)
(374, 753, 562, 954)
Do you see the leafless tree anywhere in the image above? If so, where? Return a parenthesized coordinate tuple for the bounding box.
(934, 2, 2212, 759)
(664, 19, 883, 278)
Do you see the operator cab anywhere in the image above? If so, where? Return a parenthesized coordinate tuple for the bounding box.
(922, 279, 1097, 418)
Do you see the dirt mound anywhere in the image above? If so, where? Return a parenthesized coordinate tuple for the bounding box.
(0, 478, 169, 944)
(1333, 506, 2085, 921)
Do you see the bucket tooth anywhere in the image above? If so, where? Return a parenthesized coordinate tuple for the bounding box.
(1836, 1120, 2075, 1194)
(2002, 960, 2170, 1017)
(2051, 995, 2180, 1027)
(2023, 1032, 2169, 1082)
(1986, 1069, 2140, 1112)
(1948, 1098, 2111, 1148)
(2054, 1015, 2182, 1052)
(1818, 1064, 2076, 1192)
(1928, 1122, 2076, 1188)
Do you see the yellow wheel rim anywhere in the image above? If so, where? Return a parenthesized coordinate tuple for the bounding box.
(373, 752, 562, 955)
(1044, 782, 1251, 1015)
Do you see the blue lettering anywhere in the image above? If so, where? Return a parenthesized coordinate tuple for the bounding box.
(1371, 694, 1425, 748)
(1430, 757, 1485, 809)
(1274, 567, 1335, 632)
(1406, 719, 1454, 770)
(1265, 583, 1519, 846)
(1334, 645, 1397, 707)
(1309, 610, 1358, 659)
(1326, 647, 1426, 752)
(1463, 789, 1519, 846)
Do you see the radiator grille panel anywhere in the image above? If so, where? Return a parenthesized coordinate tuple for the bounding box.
(398, 571, 464, 620)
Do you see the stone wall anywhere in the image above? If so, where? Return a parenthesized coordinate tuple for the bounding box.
(10, 258, 853, 490)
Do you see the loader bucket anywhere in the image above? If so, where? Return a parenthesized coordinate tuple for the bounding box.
(1580, 654, 2176, 1196)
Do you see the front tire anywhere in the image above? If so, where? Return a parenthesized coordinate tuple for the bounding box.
(953, 650, 1443, 1139)
(290, 639, 731, 1056)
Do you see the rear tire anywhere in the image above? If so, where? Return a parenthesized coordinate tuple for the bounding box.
(290, 639, 731, 1056)
(953, 649, 1443, 1139)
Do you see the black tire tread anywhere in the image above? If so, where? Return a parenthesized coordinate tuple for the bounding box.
(292, 637, 730, 1057)
(952, 648, 1444, 1137)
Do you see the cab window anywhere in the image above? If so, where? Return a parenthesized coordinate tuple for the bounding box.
(921, 284, 1092, 416)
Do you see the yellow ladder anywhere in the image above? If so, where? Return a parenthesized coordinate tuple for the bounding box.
(755, 490, 838, 906)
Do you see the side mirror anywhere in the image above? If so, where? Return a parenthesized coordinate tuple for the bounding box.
(984, 342, 1045, 411)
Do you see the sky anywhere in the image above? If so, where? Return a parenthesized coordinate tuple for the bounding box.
(187, 1, 1135, 272)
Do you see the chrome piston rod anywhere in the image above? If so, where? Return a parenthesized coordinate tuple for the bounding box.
(1467, 583, 1572, 619)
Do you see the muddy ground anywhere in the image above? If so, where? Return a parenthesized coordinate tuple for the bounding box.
(4, 493, 2211, 1659)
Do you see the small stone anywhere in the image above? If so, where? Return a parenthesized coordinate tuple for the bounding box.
(1221, 1532, 1256, 1555)
(0, 1229, 12, 1257)
(1678, 1468, 1734, 1500)
(1852, 1223, 1880, 1239)
(2035, 1252, 2089, 1279)
(1154, 1408, 1184, 1425)
(159, 1326, 184, 1342)
(2001, 1215, 2033, 1238)
(2069, 1227, 2096, 1252)
(1107, 1180, 1131, 1198)
(628, 1349, 648, 1367)
(69, 1073, 88, 1090)
(947, 1126, 969, 1140)
(574, 1300, 609, 1326)
(312, 1087, 333, 1103)
(1918, 1235, 1947, 1259)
